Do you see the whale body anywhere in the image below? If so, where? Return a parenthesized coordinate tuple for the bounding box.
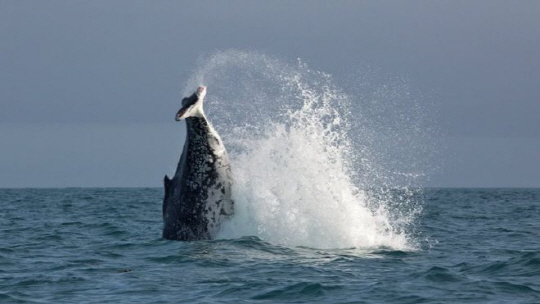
(162, 86, 234, 240)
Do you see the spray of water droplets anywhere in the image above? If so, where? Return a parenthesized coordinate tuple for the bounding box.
(182, 50, 434, 250)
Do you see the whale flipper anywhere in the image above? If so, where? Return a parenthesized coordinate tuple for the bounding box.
(163, 175, 172, 217)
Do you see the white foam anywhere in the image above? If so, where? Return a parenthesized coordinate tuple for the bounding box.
(183, 50, 423, 250)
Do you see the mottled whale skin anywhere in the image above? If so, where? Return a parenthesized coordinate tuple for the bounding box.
(162, 86, 234, 240)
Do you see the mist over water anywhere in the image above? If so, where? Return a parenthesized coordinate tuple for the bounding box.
(183, 50, 434, 249)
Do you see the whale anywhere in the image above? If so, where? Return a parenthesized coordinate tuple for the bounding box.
(162, 86, 234, 240)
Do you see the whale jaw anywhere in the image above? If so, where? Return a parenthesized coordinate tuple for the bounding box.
(175, 86, 207, 120)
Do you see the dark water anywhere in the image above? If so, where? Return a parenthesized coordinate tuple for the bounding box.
(1, 188, 539, 303)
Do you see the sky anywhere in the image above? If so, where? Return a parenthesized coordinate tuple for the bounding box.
(1, 1, 539, 187)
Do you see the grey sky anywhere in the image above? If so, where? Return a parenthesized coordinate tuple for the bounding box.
(1, 1, 539, 187)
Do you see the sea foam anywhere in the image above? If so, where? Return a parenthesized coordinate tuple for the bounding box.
(183, 50, 426, 250)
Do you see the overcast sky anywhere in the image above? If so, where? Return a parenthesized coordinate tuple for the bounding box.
(1, 1, 539, 187)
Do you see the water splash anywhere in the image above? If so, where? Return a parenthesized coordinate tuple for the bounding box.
(183, 50, 430, 250)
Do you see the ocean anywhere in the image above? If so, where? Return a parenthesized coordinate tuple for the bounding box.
(2, 51, 539, 303)
(1, 188, 539, 303)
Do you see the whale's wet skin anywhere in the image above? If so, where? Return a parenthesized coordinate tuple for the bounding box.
(162, 86, 234, 240)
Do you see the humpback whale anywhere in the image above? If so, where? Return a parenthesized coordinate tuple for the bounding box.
(162, 86, 234, 240)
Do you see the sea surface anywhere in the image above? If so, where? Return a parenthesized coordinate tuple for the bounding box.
(1, 188, 539, 303)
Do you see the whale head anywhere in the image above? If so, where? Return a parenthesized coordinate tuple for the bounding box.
(175, 86, 207, 121)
